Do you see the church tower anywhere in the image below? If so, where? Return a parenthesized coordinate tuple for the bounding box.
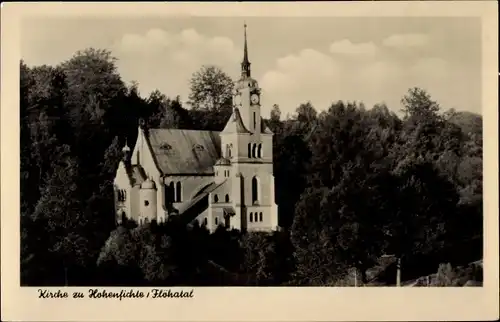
(220, 23, 278, 232)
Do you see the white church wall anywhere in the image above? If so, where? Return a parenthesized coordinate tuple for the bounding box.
(131, 129, 161, 180)
(210, 206, 225, 230)
(261, 134, 274, 163)
(235, 134, 251, 161)
(130, 185, 140, 222)
(211, 180, 232, 204)
(113, 162, 131, 222)
(234, 163, 273, 206)
(194, 208, 209, 228)
(164, 175, 215, 209)
(139, 186, 157, 224)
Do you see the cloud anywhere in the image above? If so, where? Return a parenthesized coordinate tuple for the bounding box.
(112, 28, 242, 99)
(111, 29, 473, 118)
(329, 39, 378, 56)
(259, 47, 469, 117)
(259, 49, 342, 115)
(382, 33, 429, 48)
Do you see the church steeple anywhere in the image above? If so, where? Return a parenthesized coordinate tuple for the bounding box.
(241, 23, 251, 78)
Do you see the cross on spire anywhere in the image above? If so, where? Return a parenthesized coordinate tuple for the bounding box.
(241, 22, 251, 78)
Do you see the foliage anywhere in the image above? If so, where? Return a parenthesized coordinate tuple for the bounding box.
(187, 65, 234, 111)
(20, 48, 483, 287)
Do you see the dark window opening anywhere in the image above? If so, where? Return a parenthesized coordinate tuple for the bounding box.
(169, 182, 175, 202)
(214, 194, 219, 203)
(252, 177, 258, 204)
(259, 212, 263, 222)
(225, 194, 230, 202)
(144, 200, 149, 206)
(249, 212, 253, 222)
(176, 181, 182, 202)
(240, 176, 245, 206)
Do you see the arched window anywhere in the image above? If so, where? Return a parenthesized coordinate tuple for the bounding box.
(257, 144, 262, 158)
(169, 182, 175, 202)
(252, 176, 259, 204)
(248, 143, 252, 158)
(252, 144, 257, 158)
(176, 181, 182, 202)
(215, 217, 218, 225)
(118, 190, 126, 202)
(226, 144, 232, 158)
(225, 194, 230, 202)
(144, 200, 149, 206)
(204, 217, 208, 226)
(214, 194, 219, 203)
(259, 212, 263, 222)
(249, 212, 253, 222)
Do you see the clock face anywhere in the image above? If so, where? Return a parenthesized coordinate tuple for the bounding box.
(251, 94, 260, 104)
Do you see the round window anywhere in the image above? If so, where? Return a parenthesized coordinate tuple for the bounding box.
(144, 200, 149, 206)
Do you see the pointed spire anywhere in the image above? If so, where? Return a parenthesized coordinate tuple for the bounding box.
(122, 139, 131, 164)
(241, 22, 251, 78)
(122, 139, 130, 153)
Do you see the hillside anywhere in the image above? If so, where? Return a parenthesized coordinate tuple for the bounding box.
(448, 110, 482, 138)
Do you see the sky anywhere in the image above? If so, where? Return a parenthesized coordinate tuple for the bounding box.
(21, 16, 482, 117)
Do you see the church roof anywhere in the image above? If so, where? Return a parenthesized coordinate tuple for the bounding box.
(147, 129, 221, 175)
(141, 177, 156, 190)
(222, 108, 251, 134)
(215, 157, 231, 166)
(261, 118, 273, 134)
(223, 207, 236, 216)
(176, 180, 227, 215)
(126, 164, 146, 186)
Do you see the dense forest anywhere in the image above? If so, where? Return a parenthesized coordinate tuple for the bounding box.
(21, 48, 483, 287)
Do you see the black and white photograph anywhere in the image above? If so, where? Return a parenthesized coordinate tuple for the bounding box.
(2, 2, 498, 321)
(17, 12, 486, 288)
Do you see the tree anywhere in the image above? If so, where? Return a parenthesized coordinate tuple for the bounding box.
(29, 144, 90, 285)
(323, 165, 390, 284)
(295, 101, 317, 124)
(187, 65, 234, 111)
(290, 187, 345, 285)
(270, 104, 281, 122)
(273, 132, 311, 228)
(187, 65, 234, 131)
(268, 104, 282, 133)
(239, 232, 275, 285)
(383, 160, 459, 286)
(307, 101, 367, 188)
(401, 87, 440, 121)
(60, 48, 125, 117)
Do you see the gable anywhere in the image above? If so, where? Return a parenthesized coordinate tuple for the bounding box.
(147, 129, 221, 175)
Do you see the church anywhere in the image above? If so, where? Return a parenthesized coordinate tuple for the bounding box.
(113, 25, 279, 232)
